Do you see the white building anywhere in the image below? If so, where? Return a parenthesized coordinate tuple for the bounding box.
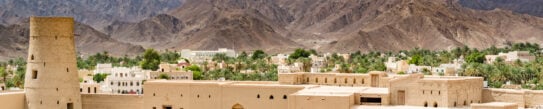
(309, 55, 326, 73)
(485, 51, 535, 64)
(384, 57, 409, 73)
(407, 64, 432, 74)
(278, 62, 304, 73)
(271, 54, 289, 65)
(180, 48, 236, 64)
(94, 64, 149, 94)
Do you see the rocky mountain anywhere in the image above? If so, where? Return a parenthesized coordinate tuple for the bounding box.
(458, 0, 543, 17)
(0, 21, 144, 61)
(161, 0, 543, 53)
(104, 14, 185, 48)
(0, 0, 184, 31)
(106, 0, 303, 52)
(2, 0, 543, 60)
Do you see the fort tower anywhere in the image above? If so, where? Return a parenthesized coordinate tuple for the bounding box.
(24, 17, 82, 109)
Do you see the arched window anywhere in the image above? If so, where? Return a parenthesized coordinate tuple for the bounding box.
(283, 95, 287, 99)
(344, 78, 348, 84)
(232, 103, 244, 109)
(334, 78, 337, 83)
(315, 78, 319, 83)
(324, 78, 328, 83)
(424, 102, 428, 107)
(353, 78, 357, 84)
(257, 94, 260, 99)
(31, 55, 34, 60)
(269, 95, 274, 100)
(433, 102, 438, 107)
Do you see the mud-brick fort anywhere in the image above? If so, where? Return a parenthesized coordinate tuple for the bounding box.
(0, 17, 542, 109)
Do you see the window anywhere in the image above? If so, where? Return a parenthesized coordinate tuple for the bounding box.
(66, 68, 69, 72)
(31, 55, 34, 60)
(283, 95, 287, 99)
(87, 87, 90, 93)
(67, 103, 73, 109)
(94, 87, 97, 93)
(80, 88, 82, 92)
(324, 78, 327, 83)
(32, 70, 38, 79)
(353, 78, 357, 84)
(424, 102, 428, 107)
(257, 94, 260, 99)
(269, 95, 274, 100)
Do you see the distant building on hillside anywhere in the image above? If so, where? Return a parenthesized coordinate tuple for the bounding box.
(149, 64, 193, 80)
(485, 51, 535, 64)
(180, 48, 236, 64)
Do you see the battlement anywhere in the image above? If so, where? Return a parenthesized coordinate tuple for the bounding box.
(29, 16, 74, 37)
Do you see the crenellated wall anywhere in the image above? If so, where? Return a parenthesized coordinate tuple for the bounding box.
(482, 88, 543, 108)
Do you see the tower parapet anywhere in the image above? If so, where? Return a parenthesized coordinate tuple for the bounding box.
(24, 16, 82, 109)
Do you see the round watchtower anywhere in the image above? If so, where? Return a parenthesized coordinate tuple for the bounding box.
(24, 17, 82, 109)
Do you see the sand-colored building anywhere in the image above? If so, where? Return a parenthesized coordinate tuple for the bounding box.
(24, 16, 82, 109)
(270, 54, 289, 65)
(384, 57, 409, 73)
(485, 51, 536, 64)
(3, 17, 543, 109)
(149, 64, 193, 80)
(80, 83, 100, 94)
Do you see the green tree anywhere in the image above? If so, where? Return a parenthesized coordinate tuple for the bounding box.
(160, 51, 180, 64)
(185, 65, 203, 80)
(140, 49, 161, 71)
(158, 73, 170, 80)
(0, 66, 6, 83)
(408, 54, 422, 65)
(92, 73, 108, 83)
(466, 52, 485, 63)
(289, 48, 311, 60)
(251, 50, 267, 60)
